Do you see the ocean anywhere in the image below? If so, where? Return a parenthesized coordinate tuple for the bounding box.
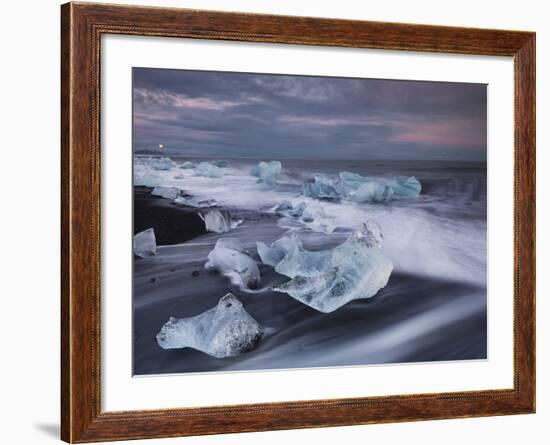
(133, 157, 487, 375)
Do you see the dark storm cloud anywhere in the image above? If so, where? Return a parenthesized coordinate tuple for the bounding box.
(133, 68, 487, 160)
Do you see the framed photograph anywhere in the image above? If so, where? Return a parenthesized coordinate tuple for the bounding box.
(61, 2, 535, 442)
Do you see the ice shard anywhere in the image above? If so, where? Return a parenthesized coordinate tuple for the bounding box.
(302, 175, 340, 200)
(300, 204, 338, 234)
(251, 160, 282, 185)
(274, 200, 306, 218)
(134, 164, 162, 188)
(151, 186, 181, 200)
(156, 293, 264, 358)
(174, 196, 218, 208)
(134, 228, 157, 258)
(199, 209, 243, 233)
(256, 235, 299, 267)
(205, 238, 260, 289)
(274, 201, 336, 234)
(148, 156, 177, 171)
(134, 173, 162, 188)
(194, 161, 224, 178)
(180, 161, 195, 169)
(274, 221, 392, 313)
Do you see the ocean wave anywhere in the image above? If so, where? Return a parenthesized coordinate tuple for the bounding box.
(134, 157, 486, 286)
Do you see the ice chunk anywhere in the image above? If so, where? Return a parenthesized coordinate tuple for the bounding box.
(156, 294, 263, 358)
(149, 156, 177, 171)
(302, 172, 421, 203)
(134, 228, 156, 258)
(180, 161, 195, 169)
(300, 204, 338, 233)
(389, 176, 422, 197)
(251, 161, 282, 185)
(256, 235, 299, 267)
(195, 161, 224, 178)
(337, 171, 365, 193)
(136, 174, 162, 187)
(205, 238, 260, 288)
(213, 237, 250, 253)
(134, 165, 162, 187)
(135, 175, 162, 187)
(349, 181, 394, 203)
(134, 156, 147, 166)
(274, 200, 293, 214)
(274, 221, 392, 313)
(151, 186, 181, 200)
(174, 196, 218, 208)
(274, 240, 332, 279)
(211, 159, 228, 167)
(339, 172, 420, 202)
(134, 162, 148, 176)
(274, 200, 306, 218)
(361, 219, 385, 247)
(199, 209, 243, 233)
(274, 201, 337, 234)
(134, 173, 162, 188)
(339, 172, 386, 202)
(302, 175, 340, 200)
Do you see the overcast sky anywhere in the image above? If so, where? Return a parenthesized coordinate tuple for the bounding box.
(133, 68, 487, 161)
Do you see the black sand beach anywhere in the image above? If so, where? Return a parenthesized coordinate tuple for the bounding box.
(133, 190, 487, 375)
(134, 186, 206, 245)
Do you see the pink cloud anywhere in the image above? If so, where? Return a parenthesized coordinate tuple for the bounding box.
(278, 115, 385, 127)
(391, 120, 486, 148)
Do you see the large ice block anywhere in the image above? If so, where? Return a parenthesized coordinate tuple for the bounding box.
(256, 235, 299, 267)
(302, 175, 340, 200)
(194, 161, 224, 178)
(205, 238, 260, 289)
(199, 209, 243, 233)
(251, 161, 282, 186)
(274, 240, 332, 278)
(339, 172, 421, 202)
(274, 221, 393, 313)
(134, 228, 157, 258)
(156, 294, 264, 358)
(302, 171, 421, 203)
(389, 176, 422, 197)
(151, 186, 181, 200)
(349, 181, 394, 203)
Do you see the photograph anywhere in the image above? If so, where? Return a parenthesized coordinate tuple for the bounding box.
(132, 68, 488, 375)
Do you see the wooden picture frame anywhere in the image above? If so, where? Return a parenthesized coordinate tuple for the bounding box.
(61, 2, 535, 442)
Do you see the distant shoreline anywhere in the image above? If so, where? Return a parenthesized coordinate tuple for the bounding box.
(133, 153, 488, 165)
